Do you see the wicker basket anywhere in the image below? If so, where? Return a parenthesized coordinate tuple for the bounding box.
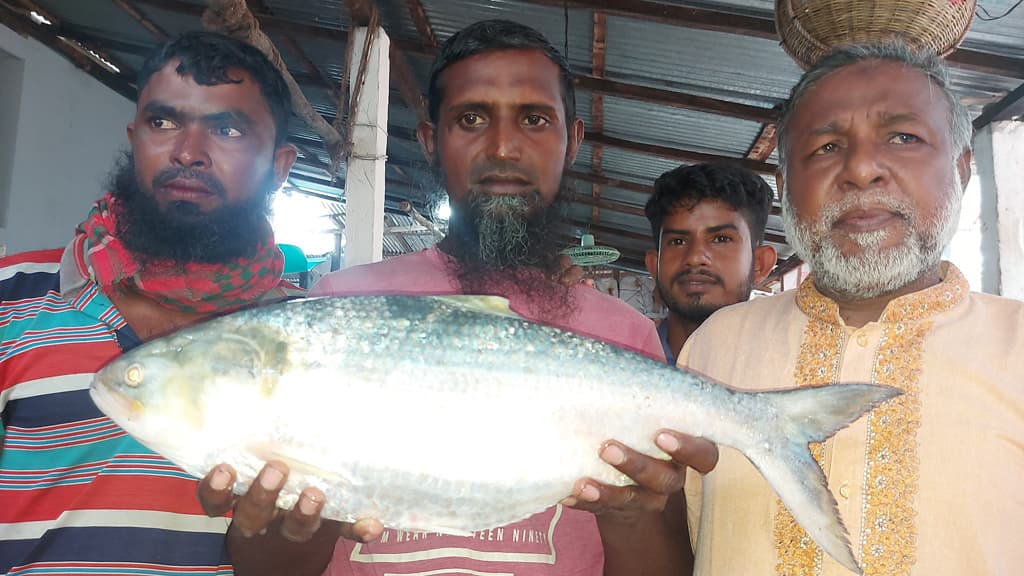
(776, 0, 976, 69)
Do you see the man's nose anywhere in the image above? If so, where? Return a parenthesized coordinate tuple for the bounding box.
(171, 127, 211, 169)
(840, 138, 888, 191)
(683, 239, 713, 267)
(488, 117, 522, 162)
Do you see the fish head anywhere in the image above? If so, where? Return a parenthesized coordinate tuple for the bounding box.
(91, 322, 289, 469)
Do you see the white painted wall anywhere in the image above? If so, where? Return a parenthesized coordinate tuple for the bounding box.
(0, 24, 134, 255)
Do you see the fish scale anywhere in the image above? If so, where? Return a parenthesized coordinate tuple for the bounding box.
(91, 294, 899, 574)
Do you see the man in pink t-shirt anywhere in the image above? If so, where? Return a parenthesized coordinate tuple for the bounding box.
(198, 19, 718, 576)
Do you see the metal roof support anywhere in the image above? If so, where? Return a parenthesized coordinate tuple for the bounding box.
(343, 24, 390, 266)
(974, 82, 1024, 130)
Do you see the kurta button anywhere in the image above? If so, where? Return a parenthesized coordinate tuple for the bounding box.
(856, 334, 868, 347)
(839, 484, 851, 499)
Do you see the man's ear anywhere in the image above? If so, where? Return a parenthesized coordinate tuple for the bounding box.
(775, 170, 785, 202)
(566, 118, 585, 165)
(645, 248, 660, 281)
(126, 122, 135, 144)
(752, 244, 778, 286)
(955, 148, 972, 191)
(417, 121, 437, 164)
(272, 143, 298, 188)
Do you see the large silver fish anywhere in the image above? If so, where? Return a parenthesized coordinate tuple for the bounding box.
(91, 295, 897, 574)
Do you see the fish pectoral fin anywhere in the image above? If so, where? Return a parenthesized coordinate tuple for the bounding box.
(430, 295, 522, 319)
(247, 443, 348, 485)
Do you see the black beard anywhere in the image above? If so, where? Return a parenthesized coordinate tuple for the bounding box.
(108, 152, 274, 265)
(432, 171, 576, 322)
(657, 267, 754, 326)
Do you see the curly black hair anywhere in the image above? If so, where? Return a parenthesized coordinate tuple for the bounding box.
(644, 163, 775, 248)
(136, 31, 291, 144)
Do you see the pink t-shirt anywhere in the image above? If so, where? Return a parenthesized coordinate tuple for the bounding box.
(311, 247, 664, 576)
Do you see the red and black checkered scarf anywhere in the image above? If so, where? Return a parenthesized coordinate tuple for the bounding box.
(72, 193, 296, 313)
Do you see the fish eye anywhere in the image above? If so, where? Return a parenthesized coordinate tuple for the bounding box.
(125, 364, 144, 387)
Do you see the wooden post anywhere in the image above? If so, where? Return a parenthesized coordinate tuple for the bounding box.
(343, 25, 390, 267)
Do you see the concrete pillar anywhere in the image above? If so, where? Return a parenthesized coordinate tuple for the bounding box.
(951, 130, 998, 294)
(992, 121, 1024, 299)
(975, 121, 1024, 298)
(343, 26, 390, 267)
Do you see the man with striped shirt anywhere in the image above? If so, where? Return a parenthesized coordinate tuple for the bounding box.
(0, 32, 300, 575)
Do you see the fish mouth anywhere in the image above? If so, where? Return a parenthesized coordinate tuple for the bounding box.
(89, 377, 143, 420)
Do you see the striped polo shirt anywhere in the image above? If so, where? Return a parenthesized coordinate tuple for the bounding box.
(0, 249, 233, 575)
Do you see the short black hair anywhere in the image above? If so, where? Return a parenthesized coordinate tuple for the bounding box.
(136, 31, 292, 145)
(427, 19, 576, 126)
(645, 162, 775, 248)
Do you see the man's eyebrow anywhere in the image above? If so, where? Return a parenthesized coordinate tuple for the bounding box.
(706, 223, 741, 234)
(879, 112, 922, 126)
(662, 223, 740, 236)
(661, 227, 690, 235)
(142, 101, 180, 119)
(200, 110, 254, 127)
(809, 121, 841, 137)
(445, 100, 494, 111)
(445, 101, 560, 113)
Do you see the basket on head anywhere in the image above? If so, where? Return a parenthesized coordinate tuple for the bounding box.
(775, 0, 977, 69)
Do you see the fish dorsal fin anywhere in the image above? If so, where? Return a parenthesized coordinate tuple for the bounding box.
(431, 295, 522, 319)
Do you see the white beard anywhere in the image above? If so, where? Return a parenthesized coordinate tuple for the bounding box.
(782, 167, 963, 300)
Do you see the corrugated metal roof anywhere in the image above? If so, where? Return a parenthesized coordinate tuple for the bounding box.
(263, 0, 350, 32)
(600, 148, 691, 183)
(14, 0, 1023, 272)
(421, 0, 595, 72)
(965, 2, 1024, 58)
(605, 16, 802, 106)
(601, 94, 764, 157)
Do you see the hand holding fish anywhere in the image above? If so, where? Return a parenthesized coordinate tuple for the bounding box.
(197, 461, 383, 576)
(562, 431, 717, 516)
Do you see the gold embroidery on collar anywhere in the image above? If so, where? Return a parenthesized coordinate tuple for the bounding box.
(796, 262, 968, 324)
(775, 264, 965, 574)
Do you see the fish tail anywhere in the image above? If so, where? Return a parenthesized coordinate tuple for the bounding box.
(745, 384, 900, 575)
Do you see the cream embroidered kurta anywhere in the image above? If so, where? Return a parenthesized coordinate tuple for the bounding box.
(679, 263, 1024, 576)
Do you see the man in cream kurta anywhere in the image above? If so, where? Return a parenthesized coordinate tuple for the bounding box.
(680, 262, 1024, 575)
(679, 41, 1024, 576)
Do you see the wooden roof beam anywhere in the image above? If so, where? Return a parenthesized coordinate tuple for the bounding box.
(589, 11, 607, 226)
(111, 0, 170, 41)
(1, 1, 137, 100)
(746, 122, 778, 163)
(404, 0, 437, 50)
